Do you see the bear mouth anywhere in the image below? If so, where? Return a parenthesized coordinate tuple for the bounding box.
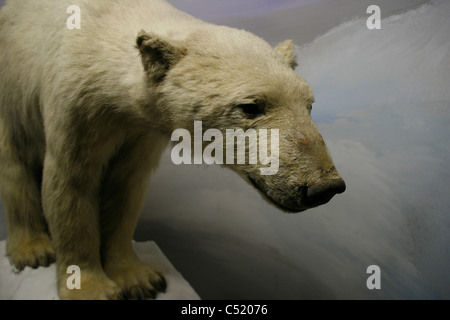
(246, 175, 307, 213)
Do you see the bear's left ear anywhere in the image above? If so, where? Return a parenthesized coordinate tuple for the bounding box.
(275, 39, 298, 69)
(136, 30, 187, 82)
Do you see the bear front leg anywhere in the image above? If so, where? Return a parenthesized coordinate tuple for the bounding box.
(1, 158, 55, 271)
(0, 120, 55, 271)
(100, 134, 167, 300)
(42, 153, 120, 300)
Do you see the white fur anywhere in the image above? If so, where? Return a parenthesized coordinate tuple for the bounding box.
(0, 0, 343, 299)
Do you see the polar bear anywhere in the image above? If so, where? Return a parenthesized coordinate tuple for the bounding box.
(0, 0, 345, 299)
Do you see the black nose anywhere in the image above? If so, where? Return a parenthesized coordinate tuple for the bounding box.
(306, 179, 346, 207)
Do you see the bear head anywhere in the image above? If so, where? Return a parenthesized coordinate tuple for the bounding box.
(136, 27, 345, 213)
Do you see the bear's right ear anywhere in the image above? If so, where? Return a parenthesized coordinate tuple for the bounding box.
(136, 30, 187, 82)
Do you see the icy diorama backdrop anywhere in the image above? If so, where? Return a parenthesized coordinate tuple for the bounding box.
(0, 0, 448, 299)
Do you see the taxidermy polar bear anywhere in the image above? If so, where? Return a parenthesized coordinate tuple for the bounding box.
(0, 0, 345, 299)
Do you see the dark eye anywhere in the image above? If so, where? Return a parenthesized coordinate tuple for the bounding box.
(237, 103, 265, 119)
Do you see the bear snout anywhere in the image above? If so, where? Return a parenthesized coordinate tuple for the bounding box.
(305, 178, 346, 207)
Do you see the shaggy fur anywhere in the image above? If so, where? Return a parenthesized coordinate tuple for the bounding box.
(0, 0, 344, 299)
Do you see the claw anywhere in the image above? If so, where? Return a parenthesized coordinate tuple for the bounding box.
(151, 273, 167, 293)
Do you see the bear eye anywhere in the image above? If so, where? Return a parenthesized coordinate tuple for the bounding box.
(237, 103, 265, 119)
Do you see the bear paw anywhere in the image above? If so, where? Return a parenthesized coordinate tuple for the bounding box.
(6, 233, 56, 272)
(59, 271, 121, 300)
(105, 259, 166, 300)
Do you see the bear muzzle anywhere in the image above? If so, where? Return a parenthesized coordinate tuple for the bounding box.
(304, 178, 346, 208)
(248, 174, 346, 213)
(278, 178, 345, 212)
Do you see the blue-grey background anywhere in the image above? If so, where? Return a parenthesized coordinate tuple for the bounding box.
(0, 0, 448, 299)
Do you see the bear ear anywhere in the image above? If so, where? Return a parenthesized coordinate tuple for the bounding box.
(136, 30, 187, 82)
(275, 39, 298, 69)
